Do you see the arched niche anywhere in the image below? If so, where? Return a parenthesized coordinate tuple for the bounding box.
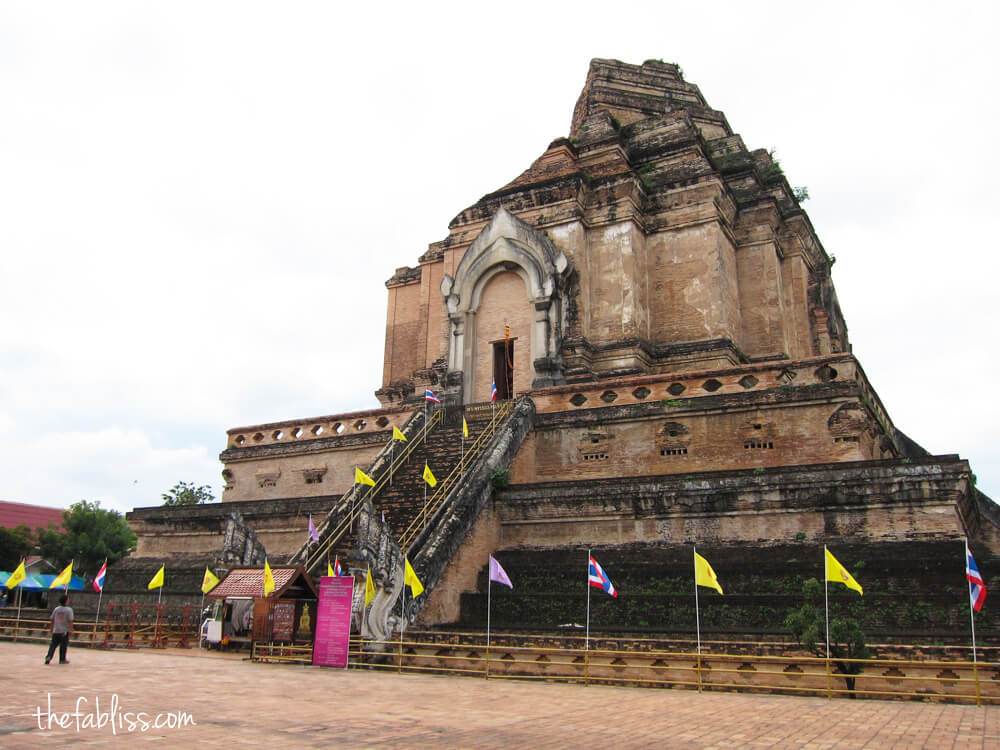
(441, 208, 571, 403)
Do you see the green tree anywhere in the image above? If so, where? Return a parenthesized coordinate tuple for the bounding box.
(0, 524, 35, 570)
(161, 481, 215, 506)
(784, 578, 869, 697)
(35, 500, 136, 577)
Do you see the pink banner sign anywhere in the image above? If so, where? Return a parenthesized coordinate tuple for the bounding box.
(313, 576, 354, 668)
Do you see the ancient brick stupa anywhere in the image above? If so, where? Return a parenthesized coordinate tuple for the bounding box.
(125, 59, 998, 640)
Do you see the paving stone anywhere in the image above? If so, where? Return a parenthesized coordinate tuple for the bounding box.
(1, 643, 997, 748)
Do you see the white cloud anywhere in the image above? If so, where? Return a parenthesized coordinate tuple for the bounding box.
(1, 1, 997, 510)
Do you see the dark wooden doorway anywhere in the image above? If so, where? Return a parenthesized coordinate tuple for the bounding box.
(492, 339, 514, 400)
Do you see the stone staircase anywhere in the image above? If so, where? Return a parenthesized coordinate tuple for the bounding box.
(289, 397, 535, 640)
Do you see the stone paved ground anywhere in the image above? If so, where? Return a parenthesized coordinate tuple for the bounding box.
(1, 642, 997, 749)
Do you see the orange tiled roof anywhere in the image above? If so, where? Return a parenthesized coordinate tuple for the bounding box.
(207, 567, 301, 598)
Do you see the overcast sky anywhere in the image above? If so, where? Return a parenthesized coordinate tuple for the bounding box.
(2, 2, 998, 516)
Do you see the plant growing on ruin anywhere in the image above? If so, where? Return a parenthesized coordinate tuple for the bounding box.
(162, 481, 216, 506)
(785, 578, 869, 697)
(792, 186, 810, 202)
(490, 468, 511, 492)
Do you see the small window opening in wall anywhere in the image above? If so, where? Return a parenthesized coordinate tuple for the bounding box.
(667, 382, 686, 396)
(304, 473, 324, 485)
(253, 432, 264, 443)
(660, 447, 688, 456)
(291, 427, 302, 438)
(234, 435, 246, 446)
(744, 439, 774, 450)
(375, 416, 389, 428)
(582, 452, 608, 461)
(312, 425, 324, 436)
(354, 419, 367, 431)
(754, 424, 761, 430)
(272, 430, 284, 441)
(834, 436, 859, 443)
(333, 423, 345, 434)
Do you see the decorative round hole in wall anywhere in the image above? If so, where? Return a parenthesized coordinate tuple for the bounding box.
(600, 390, 618, 403)
(354, 419, 367, 431)
(291, 427, 302, 438)
(815, 365, 837, 382)
(252, 432, 264, 443)
(702, 379, 722, 392)
(570, 394, 587, 407)
(312, 425, 324, 436)
(334, 422, 345, 434)
(739, 375, 758, 389)
(667, 382, 686, 396)
(272, 430, 284, 441)
(375, 416, 389, 428)
(632, 387, 651, 400)
(234, 435, 245, 446)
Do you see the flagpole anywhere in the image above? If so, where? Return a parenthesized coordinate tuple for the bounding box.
(585, 548, 592, 652)
(14, 585, 22, 643)
(694, 545, 703, 692)
(399, 575, 406, 670)
(693, 545, 701, 657)
(480, 556, 491, 680)
(965, 538, 979, 666)
(823, 545, 831, 660)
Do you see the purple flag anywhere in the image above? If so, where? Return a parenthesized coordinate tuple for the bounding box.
(308, 514, 319, 543)
(489, 555, 513, 589)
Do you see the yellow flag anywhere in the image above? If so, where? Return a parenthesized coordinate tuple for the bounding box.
(392, 426, 407, 442)
(202, 567, 220, 594)
(825, 548, 863, 595)
(462, 417, 469, 439)
(404, 558, 424, 597)
(355, 467, 375, 487)
(6, 560, 27, 589)
(423, 463, 437, 488)
(327, 561, 335, 578)
(147, 565, 165, 590)
(694, 551, 723, 594)
(365, 566, 375, 606)
(50, 561, 73, 589)
(263, 560, 275, 596)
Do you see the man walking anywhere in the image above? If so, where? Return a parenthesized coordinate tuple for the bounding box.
(45, 594, 73, 665)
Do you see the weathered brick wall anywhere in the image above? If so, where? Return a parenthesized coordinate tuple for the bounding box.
(128, 496, 336, 562)
(383, 277, 423, 388)
(472, 270, 533, 401)
(496, 457, 977, 551)
(451, 542, 1000, 639)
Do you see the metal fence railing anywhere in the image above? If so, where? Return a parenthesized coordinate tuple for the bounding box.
(250, 632, 999, 706)
(0, 605, 199, 650)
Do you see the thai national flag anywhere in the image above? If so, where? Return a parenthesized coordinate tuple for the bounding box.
(93, 559, 107, 592)
(588, 555, 617, 598)
(334, 556, 342, 577)
(967, 547, 987, 612)
(425, 389, 440, 403)
(491, 381, 498, 402)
